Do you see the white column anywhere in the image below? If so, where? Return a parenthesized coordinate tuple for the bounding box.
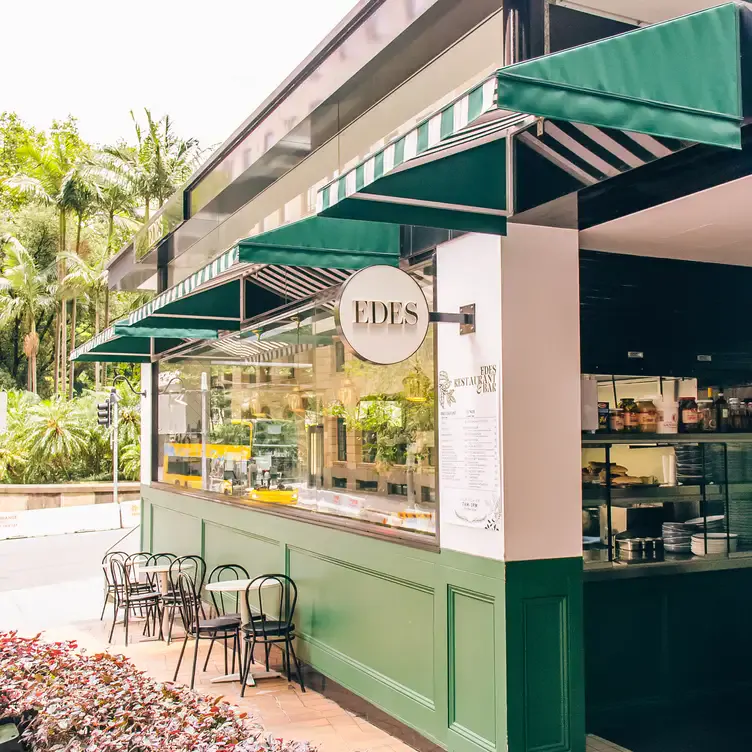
(500, 223, 581, 562)
(436, 226, 582, 563)
(140, 365, 152, 486)
(437, 233, 504, 559)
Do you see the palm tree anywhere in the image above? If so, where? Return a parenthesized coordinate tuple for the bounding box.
(60, 245, 114, 389)
(59, 167, 101, 397)
(24, 397, 89, 480)
(0, 235, 56, 393)
(120, 441, 141, 481)
(104, 109, 203, 223)
(3, 126, 86, 394)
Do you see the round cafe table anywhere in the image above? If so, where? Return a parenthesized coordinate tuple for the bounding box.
(135, 562, 194, 641)
(205, 578, 281, 686)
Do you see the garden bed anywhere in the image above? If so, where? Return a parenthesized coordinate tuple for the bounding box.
(0, 632, 313, 751)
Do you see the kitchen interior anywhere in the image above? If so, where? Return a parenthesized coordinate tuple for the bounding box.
(578, 251, 752, 751)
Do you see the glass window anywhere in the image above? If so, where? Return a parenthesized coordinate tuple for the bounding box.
(156, 261, 436, 538)
(336, 417, 347, 462)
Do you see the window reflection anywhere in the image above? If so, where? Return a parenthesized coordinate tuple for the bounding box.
(157, 263, 436, 537)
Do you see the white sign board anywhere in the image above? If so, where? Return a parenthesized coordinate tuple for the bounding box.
(438, 364, 501, 529)
(436, 233, 504, 559)
(336, 265, 429, 365)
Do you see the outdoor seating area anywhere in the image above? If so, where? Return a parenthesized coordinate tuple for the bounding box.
(100, 551, 304, 692)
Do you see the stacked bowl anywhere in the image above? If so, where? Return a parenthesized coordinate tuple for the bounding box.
(662, 521, 694, 553)
(675, 445, 706, 485)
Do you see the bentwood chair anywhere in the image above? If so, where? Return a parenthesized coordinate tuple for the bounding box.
(124, 552, 156, 590)
(173, 573, 241, 689)
(100, 551, 128, 621)
(240, 574, 305, 695)
(164, 555, 207, 643)
(207, 564, 250, 618)
(202, 564, 249, 672)
(108, 559, 163, 646)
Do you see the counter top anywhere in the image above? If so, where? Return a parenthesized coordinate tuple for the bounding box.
(584, 551, 752, 581)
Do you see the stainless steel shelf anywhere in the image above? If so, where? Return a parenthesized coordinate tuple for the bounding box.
(582, 484, 725, 505)
(582, 432, 752, 446)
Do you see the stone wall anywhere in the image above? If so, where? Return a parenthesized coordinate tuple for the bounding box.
(0, 483, 141, 512)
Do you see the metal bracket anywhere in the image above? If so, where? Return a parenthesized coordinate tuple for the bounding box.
(429, 304, 476, 335)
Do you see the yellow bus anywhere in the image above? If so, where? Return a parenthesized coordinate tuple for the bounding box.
(163, 443, 252, 494)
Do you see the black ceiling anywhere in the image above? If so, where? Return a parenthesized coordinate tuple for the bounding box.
(580, 250, 752, 386)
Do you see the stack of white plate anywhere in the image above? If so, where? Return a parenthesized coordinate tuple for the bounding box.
(685, 515, 726, 533)
(691, 532, 738, 556)
(662, 521, 694, 553)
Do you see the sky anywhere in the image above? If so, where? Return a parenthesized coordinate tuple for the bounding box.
(2, 0, 361, 149)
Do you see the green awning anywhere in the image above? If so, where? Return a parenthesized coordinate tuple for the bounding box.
(120, 246, 242, 333)
(115, 216, 399, 338)
(496, 3, 752, 150)
(317, 80, 533, 234)
(69, 327, 184, 363)
(73, 216, 400, 360)
(237, 216, 400, 269)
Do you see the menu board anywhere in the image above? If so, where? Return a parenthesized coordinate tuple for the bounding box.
(438, 363, 501, 529)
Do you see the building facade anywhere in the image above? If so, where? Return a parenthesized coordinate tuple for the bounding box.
(74, 2, 752, 750)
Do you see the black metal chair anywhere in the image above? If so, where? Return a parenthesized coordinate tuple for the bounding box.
(164, 555, 207, 643)
(207, 564, 249, 618)
(108, 559, 163, 646)
(124, 552, 157, 592)
(239, 574, 304, 696)
(202, 564, 249, 672)
(173, 573, 241, 690)
(100, 551, 128, 621)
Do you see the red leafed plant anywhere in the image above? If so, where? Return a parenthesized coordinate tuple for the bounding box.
(0, 631, 315, 752)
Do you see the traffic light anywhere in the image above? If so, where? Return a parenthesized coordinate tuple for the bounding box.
(97, 401, 111, 427)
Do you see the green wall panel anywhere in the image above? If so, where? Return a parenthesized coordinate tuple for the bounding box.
(289, 546, 435, 707)
(505, 558, 585, 752)
(141, 486, 509, 752)
(448, 587, 497, 752)
(150, 504, 202, 555)
(202, 521, 282, 577)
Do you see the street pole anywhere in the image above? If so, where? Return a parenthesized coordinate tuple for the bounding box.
(111, 388, 122, 528)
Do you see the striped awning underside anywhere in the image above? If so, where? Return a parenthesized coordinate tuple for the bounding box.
(210, 336, 314, 362)
(125, 246, 239, 326)
(518, 120, 689, 187)
(317, 76, 498, 212)
(248, 265, 351, 301)
(71, 327, 118, 359)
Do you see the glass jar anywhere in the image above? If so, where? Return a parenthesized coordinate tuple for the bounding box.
(637, 398, 658, 433)
(729, 398, 745, 432)
(609, 408, 624, 432)
(620, 398, 641, 433)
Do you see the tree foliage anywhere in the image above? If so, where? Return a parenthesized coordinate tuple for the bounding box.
(0, 109, 202, 397)
(0, 386, 140, 483)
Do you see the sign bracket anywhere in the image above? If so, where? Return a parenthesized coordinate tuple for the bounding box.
(429, 304, 476, 335)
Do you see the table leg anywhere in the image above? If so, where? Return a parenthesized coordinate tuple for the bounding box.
(209, 591, 280, 685)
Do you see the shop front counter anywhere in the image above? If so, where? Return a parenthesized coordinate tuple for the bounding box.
(583, 556, 752, 735)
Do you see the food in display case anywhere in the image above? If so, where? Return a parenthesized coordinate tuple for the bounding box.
(581, 461, 656, 487)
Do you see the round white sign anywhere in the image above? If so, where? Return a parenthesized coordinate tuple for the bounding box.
(336, 266, 430, 365)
